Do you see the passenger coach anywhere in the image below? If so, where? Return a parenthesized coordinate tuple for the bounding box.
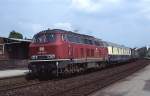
(104, 42, 131, 63)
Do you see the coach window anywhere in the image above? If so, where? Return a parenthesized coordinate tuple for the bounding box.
(123, 49, 125, 54)
(112, 46, 114, 54)
(117, 48, 120, 54)
(129, 50, 131, 55)
(0, 44, 4, 55)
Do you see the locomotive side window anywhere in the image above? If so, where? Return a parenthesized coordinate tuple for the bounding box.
(67, 34, 83, 44)
(46, 34, 56, 42)
(99, 41, 104, 46)
(62, 34, 68, 41)
(84, 39, 88, 44)
(80, 37, 85, 44)
(67, 34, 74, 42)
(94, 40, 104, 47)
(76, 36, 82, 43)
(83, 39, 93, 45)
(94, 41, 100, 46)
(66, 33, 95, 45)
(33, 33, 56, 43)
(89, 40, 93, 45)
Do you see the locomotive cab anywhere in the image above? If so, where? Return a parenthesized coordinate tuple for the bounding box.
(29, 30, 64, 60)
(29, 29, 67, 77)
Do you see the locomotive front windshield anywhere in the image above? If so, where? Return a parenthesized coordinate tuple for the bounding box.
(33, 33, 56, 43)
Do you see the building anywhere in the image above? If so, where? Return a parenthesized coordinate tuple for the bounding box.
(0, 37, 31, 60)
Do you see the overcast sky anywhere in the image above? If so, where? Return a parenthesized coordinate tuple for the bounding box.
(0, 0, 150, 47)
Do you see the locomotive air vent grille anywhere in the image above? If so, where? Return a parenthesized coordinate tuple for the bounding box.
(37, 56, 49, 60)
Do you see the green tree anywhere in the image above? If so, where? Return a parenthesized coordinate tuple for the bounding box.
(8, 30, 23, 39)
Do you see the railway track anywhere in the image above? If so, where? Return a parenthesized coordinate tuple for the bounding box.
(0, 75, 58, 93)
(0, 60, 149, 96)
(0, 76, 35, 92)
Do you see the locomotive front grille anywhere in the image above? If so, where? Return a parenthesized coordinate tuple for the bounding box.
(31, 54, 55, 60)
(37, 56, 49, 60)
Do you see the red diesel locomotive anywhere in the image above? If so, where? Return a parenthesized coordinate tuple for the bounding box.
(29, 29, 108, 76)
(28, 29, 136, 77)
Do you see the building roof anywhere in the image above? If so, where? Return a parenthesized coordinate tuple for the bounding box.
(0, 37, 31, 45)
(9, 38, 31, 42)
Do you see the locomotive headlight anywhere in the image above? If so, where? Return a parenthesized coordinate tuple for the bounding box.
(47, 54, 55, 59)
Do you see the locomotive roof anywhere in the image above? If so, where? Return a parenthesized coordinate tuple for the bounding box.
(35, 29, 130, 49)
(37, 29, 94, 38)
